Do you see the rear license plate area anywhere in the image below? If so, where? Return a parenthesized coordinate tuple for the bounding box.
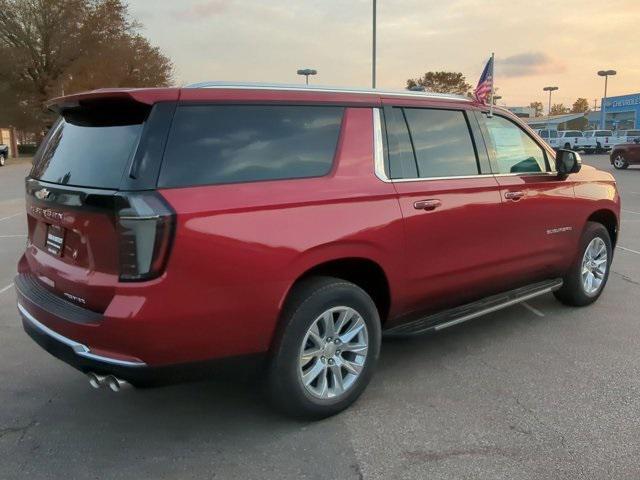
(46, 224, 65, 257)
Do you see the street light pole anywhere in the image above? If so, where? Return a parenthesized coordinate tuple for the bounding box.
(543, 86, 558, 115)
(372, 0, 376, 88)
(598, 70, 617, 129)
(297, 69, 317, 85)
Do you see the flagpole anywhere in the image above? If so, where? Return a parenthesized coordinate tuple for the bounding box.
(488, 52, 495, 117)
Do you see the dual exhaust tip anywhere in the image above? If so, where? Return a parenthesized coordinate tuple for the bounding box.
(87, 372, 130, 392)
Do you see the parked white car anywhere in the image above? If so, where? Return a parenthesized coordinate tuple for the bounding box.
(583, 130, 614, 154)
(0, 144, 8, 166)
(533, 129, 560, 149)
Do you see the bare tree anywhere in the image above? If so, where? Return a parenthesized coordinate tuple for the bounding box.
(550, 103, 570, 116)
(529, 101, 544, 117)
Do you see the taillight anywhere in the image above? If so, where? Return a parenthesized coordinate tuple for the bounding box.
(115, 192, 175, 282)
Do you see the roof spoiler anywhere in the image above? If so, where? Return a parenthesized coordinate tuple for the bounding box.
(46, 88, 180, 114)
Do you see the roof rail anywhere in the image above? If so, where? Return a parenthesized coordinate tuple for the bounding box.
(184, 81, 471, 102)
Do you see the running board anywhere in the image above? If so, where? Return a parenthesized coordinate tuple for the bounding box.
(384, 278, 563, 337)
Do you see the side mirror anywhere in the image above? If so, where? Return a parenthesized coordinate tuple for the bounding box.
(555, 149, 582, 176)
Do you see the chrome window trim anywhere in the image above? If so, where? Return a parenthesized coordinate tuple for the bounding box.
(387, 174, 496, 183)
(373, 108, 390, 182)
(372, 108, 559, 183)
(18, 303, 147, 368)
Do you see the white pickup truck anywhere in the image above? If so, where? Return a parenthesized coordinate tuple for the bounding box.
(582, 130, 614, 154)
(557, 130, 597, 153)
(613, 130, 640, 145)
(533, 129, 560, 149)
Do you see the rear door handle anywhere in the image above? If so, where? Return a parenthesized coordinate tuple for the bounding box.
(413, 199, 442, 211)
(504, 191, 525, 201)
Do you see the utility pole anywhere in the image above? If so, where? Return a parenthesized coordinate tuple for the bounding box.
(372, 0, 376, 88)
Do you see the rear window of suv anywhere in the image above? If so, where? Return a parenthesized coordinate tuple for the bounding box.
(31, 116, 144, 189)
(159, 105, 344, 187)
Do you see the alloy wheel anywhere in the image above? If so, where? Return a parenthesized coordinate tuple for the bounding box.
(613, 155, 626, 168)
(298, 306, 368, 400)
(581, 237, 608, 296)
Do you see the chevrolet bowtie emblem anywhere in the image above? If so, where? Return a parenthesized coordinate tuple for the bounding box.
(35, 188, 50, 200)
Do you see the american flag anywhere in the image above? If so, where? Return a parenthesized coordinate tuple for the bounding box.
(474, 55, 494, 104)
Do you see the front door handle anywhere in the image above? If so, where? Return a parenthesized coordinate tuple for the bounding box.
(504, 191, 525, 201)
(414, 199, 442, 211)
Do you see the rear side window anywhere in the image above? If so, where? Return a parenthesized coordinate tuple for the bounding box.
(31, 117, 144, 189)
(385, 108, 418, 179)
(159, 105, 344, 187)
(402, 108, 479, 178)
(483, 115, 547, 174)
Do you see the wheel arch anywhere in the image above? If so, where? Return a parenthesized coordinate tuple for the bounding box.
(610, 149, 624, 160)
(281, 257, 392, 326)
(587, 209, 618, 247)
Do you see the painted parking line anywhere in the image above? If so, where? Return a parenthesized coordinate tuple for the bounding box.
(0, 212, 22, 222)
(0, 234, 26, 238)
(619, 246, 640, 256)
(622, 209, 640, 215)
(521, 302, 545, 317)
(0, 283, 13, 295)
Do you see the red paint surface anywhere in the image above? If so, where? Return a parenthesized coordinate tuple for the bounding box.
(18, 87, 621, 367)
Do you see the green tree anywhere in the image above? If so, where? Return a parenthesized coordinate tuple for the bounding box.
(571, 98, 590, 113)
(406, 71, 472, 95)
(550, 103, 570, 115)
(564, 117, 588, 131)
(529, 101, 544, 117)
(0, 0, 173, 134)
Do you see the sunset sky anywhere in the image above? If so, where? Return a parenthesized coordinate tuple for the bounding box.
(129, 0, 640, 111)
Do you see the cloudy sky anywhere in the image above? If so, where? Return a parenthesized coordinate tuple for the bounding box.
(128, 0, 639, 111)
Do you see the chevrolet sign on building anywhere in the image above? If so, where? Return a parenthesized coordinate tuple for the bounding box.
(601, 93, 640, 130)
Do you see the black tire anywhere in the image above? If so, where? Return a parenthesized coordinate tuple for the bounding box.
(554, 222, 612, 307)
(564, 142, 572, 150)
(0, 154, 5, 167)
(267, 276, 381, 419)
(612, 153, 629, 170)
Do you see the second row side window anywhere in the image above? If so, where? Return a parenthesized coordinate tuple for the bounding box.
(388, 108, 479, 179)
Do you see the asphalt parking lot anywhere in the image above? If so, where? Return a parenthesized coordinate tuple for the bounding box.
(1, 155, 640, 479)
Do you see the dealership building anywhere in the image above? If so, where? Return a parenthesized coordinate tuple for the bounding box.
(598, 93, 640, 130)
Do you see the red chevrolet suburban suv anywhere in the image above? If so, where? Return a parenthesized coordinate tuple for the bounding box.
(17, 83, 620, 418)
